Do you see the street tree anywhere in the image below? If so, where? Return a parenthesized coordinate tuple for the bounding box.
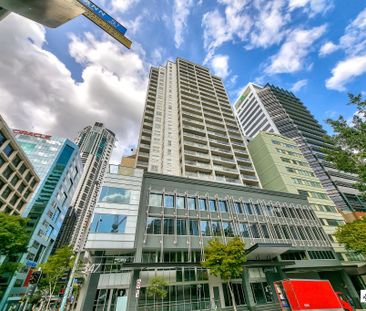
(0, 213, 30, 274)
(325, 93, 366, 196)
(38, 246, 75, 310)
(335, 217, 366, 255)
(147, 276, 168, 310)
(201, 237, 247, 311)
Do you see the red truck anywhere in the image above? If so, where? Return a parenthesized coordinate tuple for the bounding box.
(274, 279, 353, 311)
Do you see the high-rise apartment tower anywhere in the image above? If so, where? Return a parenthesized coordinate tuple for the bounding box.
(136, 58, 259, 187)
(68, 122, 115, 251)
(234, 83, 365, 212)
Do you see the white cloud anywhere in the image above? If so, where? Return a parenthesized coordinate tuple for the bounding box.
(290, 79, 308, 92)
(319, 41, 338, 56)
(109, 0, 139, 13)
(325, 54, 366, 91)
(265, 25, 326, 74)
(0, 14, 148, 164)
(289, 0, 333, 17)
(325, 8, 366, 91)
(210, 54, 230, 79)
(173, 0, 194, 48)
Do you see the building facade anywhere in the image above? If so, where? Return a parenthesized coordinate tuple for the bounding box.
(78, 164, 144, 311)
(68, 122, 115, 251)
(234, 83, 365, 212)
(1, 130, 82, 310)
(0, 117, 39, 215)
(80, 172, 360, 311)
(136, 58, 259, 187)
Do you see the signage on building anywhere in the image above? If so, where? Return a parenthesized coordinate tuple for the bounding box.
(135, 278, 141, 298)
(25, 260, 37, 267)
(13, 129, 52, 140)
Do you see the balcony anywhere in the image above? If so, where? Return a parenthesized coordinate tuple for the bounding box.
(214, 166, 239, 174)
(183, 132, 207, 144)
(241, 174, 257, 180)
(210, 146, 232, 154)
(186, 171, 213, 181)
(184, 150, 210, 160)
(138, 152, 149, 159)
(209, 139, 229, 147)
(215, 175, 241, 184)
(182, 118, 205, 128)
(185, 161, 212, 173)
(212, 155, 235, 163)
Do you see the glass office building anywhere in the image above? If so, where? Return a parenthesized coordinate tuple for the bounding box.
(0, 131, 82, 310)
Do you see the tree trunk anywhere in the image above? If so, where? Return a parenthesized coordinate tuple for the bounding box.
(227, 281, 238, 311)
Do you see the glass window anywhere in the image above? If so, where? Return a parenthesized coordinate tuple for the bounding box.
(188, 197, 196, 210)
(11, 175, 19, 186)
(234, 202, 242, 214)
(250, 224, 260, 238)
(0, 155, 4, 167)
(164, 218, 174, 234)
(3, 144, 14, 157)
(189, 220, 199, 236)
(200, 220, 210, 236)
(177, 196, 185, 209)
(261, 224, 270, 238)
(240, 223, 250, 238)
(164, 195, 174, 208)
(177, 219, 187, 235)
(288, 208, 297, 218)
(149, 193, 163, 206)
(251, 283, 267, 304)
(12, 155, 21, 168)
(90, 214, 127, 233)
(265, 205, 274, 216)
(3, 166, 13, 179)
(211, 221, 222, 236)
(98, 186, 131, 204)
(199, 198, 207, 211)
(273, 225, 283, 239)
(146, 217, 161, 234)
(219, 200, 228, 213)
(223, 222, 234, 237)
(52, 208, 61, 221)
(209, 199, 217, 212)
(290, 226, 299, 240)
(243, 203, 253, 215)
(1, 186, 11, 199)
(298, 227, 307, 240)
(253, 204, 262, 215)
(282, 226, 291, 239)
(0, 131, 5, 145)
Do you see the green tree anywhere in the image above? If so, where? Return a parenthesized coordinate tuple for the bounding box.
(38, 246, 75, 310)
(147, 276, 168, 309)
(201, 237, 247, 311)
(335, 217, 366, 255)
(325, 93, 366, 196)
(0, 213, 30, 274)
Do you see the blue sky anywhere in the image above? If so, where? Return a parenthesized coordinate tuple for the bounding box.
(0, 0, 366, 162)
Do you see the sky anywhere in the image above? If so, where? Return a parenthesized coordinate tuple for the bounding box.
(0, 0, 366, 163)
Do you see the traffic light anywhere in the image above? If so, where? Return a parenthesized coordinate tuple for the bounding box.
(29, 271, 42, 285)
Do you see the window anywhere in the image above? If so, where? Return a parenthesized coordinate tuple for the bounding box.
(200, 220, 210, 236)
(90, 214, 127, 233)
(164, 218, 174, 234)
(209, 199, 217, 212)
(253, 204, 262, 215)
(189, 220, 199, 236)
(0, 131, 5, 145)
(10, 174, 19, 187)
(240, 223, 250, 238)
(243, 203, 253, 215)
(290, 226, 299, 240)
(188, 197, 196, 210)
(223, 222, 234, 237)
(199, 198, 207, 211)
(1, 186, 11, 199)
(250, 224, 260, 238)
(3, 166, 13, 179)
(177, 219, 187, 235)
(52, 208, 61, 221)
(177, 196, 185, 209)
(211, 221, 222, 236)
(99, 186, 131, 204)
(273, 225, 283, 239)
(146, 217, 161, 234)
(234, 202, 242, 214)
(149, 193, 163, 206)
(261, 224, 270, 238)
(3, 144, 14, 157)
(12, 156, 21, 168)
(219, 200, 228, 213)
(164, 195, 174, 208)
(281, 226, 291, 239)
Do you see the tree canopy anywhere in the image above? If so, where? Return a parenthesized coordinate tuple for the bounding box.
(335, 217, 366, 255)
(325, 93, 366, 196)
(147, 276, 168, 300)
(201, 237, 247, 280)
(0, 213, 30, 257)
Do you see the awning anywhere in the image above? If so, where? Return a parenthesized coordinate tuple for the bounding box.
(245, 243, 292, 260)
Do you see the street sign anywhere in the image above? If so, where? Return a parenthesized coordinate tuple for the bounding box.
(76, 0, 132, 49)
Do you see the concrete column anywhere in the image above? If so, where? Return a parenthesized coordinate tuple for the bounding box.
(264, 267, 283, 303)
(126, 270, 139, 311)
(242, 268, 255, 310)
